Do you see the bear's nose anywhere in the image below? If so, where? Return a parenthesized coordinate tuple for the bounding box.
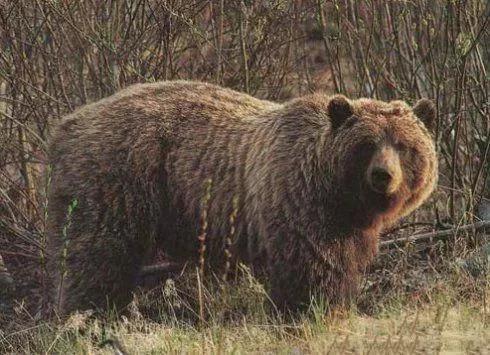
(370, 167, 393, 194)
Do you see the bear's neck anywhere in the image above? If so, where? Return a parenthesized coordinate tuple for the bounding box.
(245, 115, 383, 247)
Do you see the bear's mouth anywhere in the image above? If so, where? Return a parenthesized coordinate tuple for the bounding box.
(349, 183, 406, 228)
(336, 189, 392, 230)
(368, 189, 398, 212)
(336, 171, 408, 230)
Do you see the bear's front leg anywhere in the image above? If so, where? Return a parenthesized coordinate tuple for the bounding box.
(265, 234, 361, 312)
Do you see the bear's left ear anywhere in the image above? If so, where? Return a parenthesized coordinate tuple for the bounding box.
(413, 99, 436, 132)
(328, 95, 354, 130)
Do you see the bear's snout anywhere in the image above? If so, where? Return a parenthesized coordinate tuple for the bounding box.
(367, 145, 402, 195)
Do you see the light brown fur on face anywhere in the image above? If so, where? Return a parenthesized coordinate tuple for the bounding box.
(45, 82, 438, 316)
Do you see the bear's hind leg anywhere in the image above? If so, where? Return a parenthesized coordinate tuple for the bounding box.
(48, 195, 154, 316)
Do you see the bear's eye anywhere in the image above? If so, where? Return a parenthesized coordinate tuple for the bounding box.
(394, 142, 408, 152)
(343, 115, 358, 129)
(394, 141, 416, 154)
(409, 146, 420, 157)
(397, 144, 419, 159)
(356, 141, 377, 155)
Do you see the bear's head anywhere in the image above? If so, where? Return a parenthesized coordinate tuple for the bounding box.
(325, 95, 438, 231)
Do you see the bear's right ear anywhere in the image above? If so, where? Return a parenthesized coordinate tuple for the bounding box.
(328, 95, 354, 130)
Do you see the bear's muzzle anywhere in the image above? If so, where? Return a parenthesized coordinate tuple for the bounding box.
(367, 145, 402, 195)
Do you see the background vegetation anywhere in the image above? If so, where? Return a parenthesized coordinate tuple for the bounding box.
(0, 0, 489, 353)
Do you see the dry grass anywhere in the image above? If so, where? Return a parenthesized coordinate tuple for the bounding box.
(1, 267, 488, 354)
(0, 1, 489, 353)
(5, 308, 487, 353)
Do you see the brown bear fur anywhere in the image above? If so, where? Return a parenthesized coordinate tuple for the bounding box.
(46, 81, 438, 315)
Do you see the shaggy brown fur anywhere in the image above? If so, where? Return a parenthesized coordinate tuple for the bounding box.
(46, 81, 438, 315)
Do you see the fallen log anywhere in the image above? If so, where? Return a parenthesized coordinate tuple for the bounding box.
(380, 220, 490, 248)
(139, 261, 185, 276)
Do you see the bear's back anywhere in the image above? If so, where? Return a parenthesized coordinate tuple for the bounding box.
(54, 81, 278, 133)
(47, 81, 280, 192)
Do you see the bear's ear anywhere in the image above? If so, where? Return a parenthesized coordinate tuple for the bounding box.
(328, 95, 354, 130)
(413, 99, 436, 132)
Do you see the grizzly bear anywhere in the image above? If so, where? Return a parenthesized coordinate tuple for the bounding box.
(46, 81, 437, 315)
